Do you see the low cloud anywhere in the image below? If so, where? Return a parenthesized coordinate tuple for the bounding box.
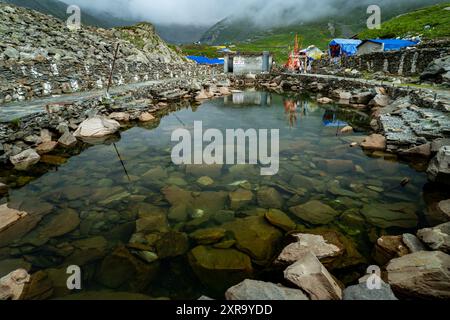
(60, 0, 446, 26)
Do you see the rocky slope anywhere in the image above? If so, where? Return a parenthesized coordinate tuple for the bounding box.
(0, 3, 193, 104)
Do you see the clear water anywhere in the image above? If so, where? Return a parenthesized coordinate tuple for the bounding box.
(0, 90, 432, 300)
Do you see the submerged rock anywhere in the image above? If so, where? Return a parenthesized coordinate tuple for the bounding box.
(225, 279, 309, 300)
(190, 228, 226, 245)
(360, 203, 418, 229)
(275, 233, 343, 266)
(188, 246, 253, 295)
(222, 216, 283, 264)
(387, 251, 450, 300)
(0, 183, 8, 195)
(257, 187, 284, 209)
(10, 149, 40, 171)
(289, 200, 339, 225)
(284, 251, 342, 300)
(265, 209, 296, 232)
(155, 231, 189, 259)
(229, 189, 254, 210)
(97, 246, 159, 291)
(74, 116, 120, 138)
(360, 134, 386, 151)
(417, 222, 450, 253)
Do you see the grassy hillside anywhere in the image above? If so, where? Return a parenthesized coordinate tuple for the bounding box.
(359, 3, 450, 39)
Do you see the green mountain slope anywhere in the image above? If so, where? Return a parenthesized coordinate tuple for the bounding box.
(359, 3, 450, 39)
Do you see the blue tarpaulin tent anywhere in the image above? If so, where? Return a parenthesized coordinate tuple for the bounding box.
(329, 39, 362, 57)
(358, 39, 419, 51)
(186, 56, 224, 65)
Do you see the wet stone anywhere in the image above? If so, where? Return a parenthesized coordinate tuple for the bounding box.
(257, 187, 284, 209)
(264, 209, 296, 232)
(290, 200, 339, 225)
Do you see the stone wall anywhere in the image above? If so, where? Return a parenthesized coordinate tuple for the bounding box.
(0, 59, 220, 104)
(316, 41, 450, 77)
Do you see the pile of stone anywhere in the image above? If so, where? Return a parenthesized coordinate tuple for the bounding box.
(0, 3, 216, 103)
(222, 219, 450, 300)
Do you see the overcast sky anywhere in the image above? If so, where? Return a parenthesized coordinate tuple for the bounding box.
(60, 0, 442, 26)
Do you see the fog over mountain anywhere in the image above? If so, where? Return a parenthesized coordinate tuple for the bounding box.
(61, 0, 446, 27)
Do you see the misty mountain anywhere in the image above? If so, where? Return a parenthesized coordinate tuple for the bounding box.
(0, 0, 203, 44)
(200, 0, 448, 45)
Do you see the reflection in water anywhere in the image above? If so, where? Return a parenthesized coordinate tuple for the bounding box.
(224, 91, 272, 106)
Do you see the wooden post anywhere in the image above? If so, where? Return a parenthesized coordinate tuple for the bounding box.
(106, 43, 120, 96)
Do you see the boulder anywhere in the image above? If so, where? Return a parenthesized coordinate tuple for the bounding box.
(257, 187, 284, 209)
(284, 251, 342, 300)
(427, 146, 450, 185)
(58, 131, 77, 147)
(369, 94, 390, 107)
(275, 233, 342, 266)
(222, 216, 283, 264)
(36, 141, 58, 155)
(109, 112, 130, 122)
(265, 209, 296, 232)
(437, 199, 450, 220)
(343, 282, 397, 300)
(373, 236, 410, 266)
(360, 203, 418, 229)
(360, 134, 386, 151)
(387, 251, 450, 300)
(73, 116, 120, 138)
(188, 246, 253, 295)
(0, 269, 30, 300)
(399, 143, 431, 159)
(0, 204, 28, 233)
(289, 200, 339, 225)
(225, 279, 309, 300)
(417, 222, 450, 253)
(139, 112, 155, 122)
(402, 233, 427, 253)
(9, 149, 40, 171)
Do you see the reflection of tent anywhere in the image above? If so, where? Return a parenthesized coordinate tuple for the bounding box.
(329, 39, 362, 57)
(301, 46, 324, 60)
(186, 56, 224, 65)
(322, 110, 348, 127)
(357, 39, 419, 55)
